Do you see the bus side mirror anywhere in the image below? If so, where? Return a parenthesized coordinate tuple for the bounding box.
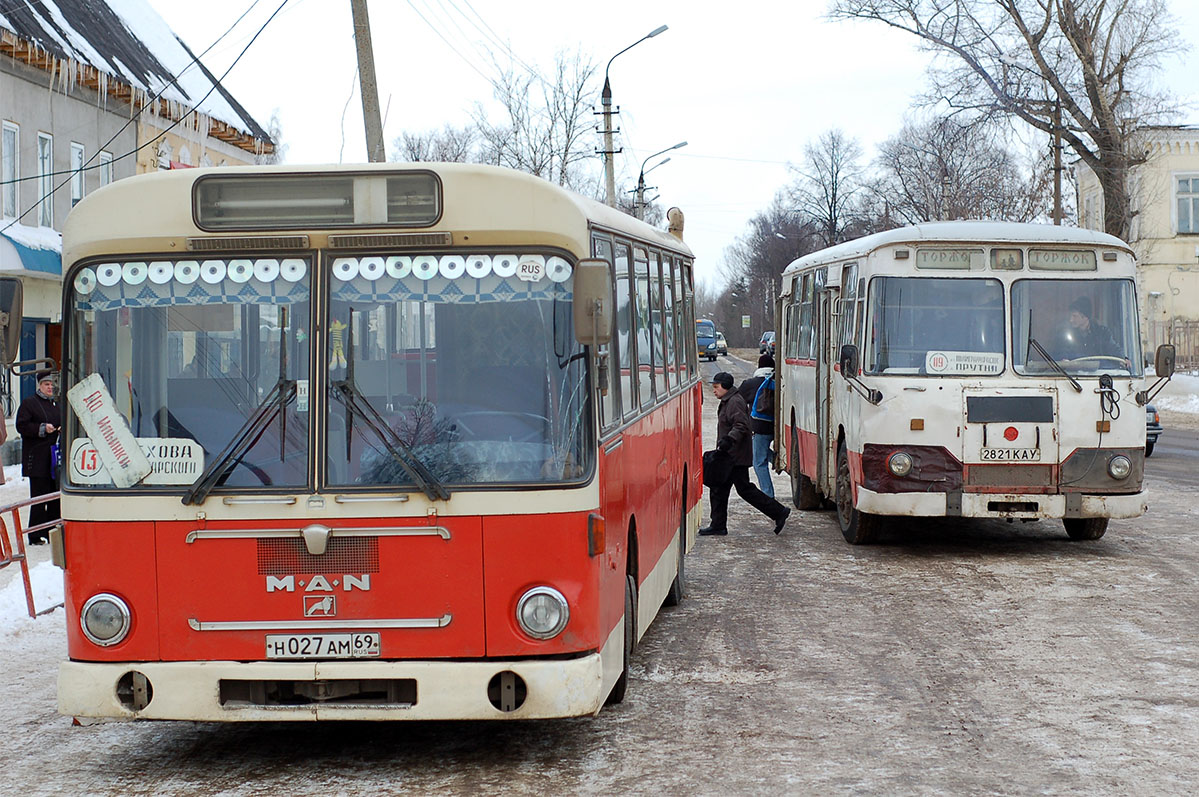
(0, 277, 23, 369)
(839, 344, 859, 379)
(573, 259, 612, 346)
(1154, 344, 1175, 378)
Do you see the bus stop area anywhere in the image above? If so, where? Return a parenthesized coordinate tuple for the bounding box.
(0, 354, 1197, 793)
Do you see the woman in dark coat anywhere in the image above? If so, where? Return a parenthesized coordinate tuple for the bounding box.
(699, 371, 791, 536)
(16, 370, 61, 544)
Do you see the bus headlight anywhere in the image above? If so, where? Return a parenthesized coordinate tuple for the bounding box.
(1107, 455, 1132, 480)
(887, 451, 913, 477)
(707, 343, 716, 350)
(516, 586, 569, 640)
(81, 593, 131, 647)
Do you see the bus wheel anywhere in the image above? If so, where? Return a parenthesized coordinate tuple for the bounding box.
(836, 443, 880, 545)
(1063, 517, 1108, 540)
(791, 428, 820, 510)
(606, 574, 637, 705)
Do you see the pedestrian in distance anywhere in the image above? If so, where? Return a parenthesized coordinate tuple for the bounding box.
(700, 371, 791, 537)
(737, 353, 776, 498)
(16, 370, 61, 545)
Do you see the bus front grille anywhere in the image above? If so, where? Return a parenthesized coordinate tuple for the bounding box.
(257, 537, 380, 575)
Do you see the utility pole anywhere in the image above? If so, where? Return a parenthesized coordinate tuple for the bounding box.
(350, 0, 386, 163)
(1052, 101, 1063, 225)
(600, 80, 618, 207)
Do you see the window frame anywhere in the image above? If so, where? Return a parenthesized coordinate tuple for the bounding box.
(70, 141, 85, 206)
(36, 132, 53, 227)
(2, 122, 18, 219)
(1176, 174, 1199, 235)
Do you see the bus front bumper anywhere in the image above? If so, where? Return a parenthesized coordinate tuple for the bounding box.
(855, 488, 1147, 520)
(59, 653, 607, 721)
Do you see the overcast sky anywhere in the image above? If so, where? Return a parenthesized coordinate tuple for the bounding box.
(151, 0, 1199, 288)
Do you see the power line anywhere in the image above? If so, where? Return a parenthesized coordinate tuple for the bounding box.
(1, 0, 289, 235)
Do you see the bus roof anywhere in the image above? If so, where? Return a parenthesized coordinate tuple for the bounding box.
(782, 221, 1133, 276)
(63, 162, 693, 265)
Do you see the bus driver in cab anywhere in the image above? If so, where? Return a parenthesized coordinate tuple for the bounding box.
(1058, 296, 1124, 363)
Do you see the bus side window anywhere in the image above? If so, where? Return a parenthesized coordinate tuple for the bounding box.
(592, 234, 618, 431)
(614, 242, 637, 418)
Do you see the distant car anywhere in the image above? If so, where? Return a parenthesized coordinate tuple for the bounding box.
(759, 330, 775, 355)
(1146, 403, 1163, 457)
(715, 331, 728, 356)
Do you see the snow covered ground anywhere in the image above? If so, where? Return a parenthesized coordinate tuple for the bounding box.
(1, 372, 1197, 762)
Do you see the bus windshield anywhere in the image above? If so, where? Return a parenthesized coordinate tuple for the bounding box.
(324, 252, 590, 487)
(67, 258, 312, 490)
(866, 277, 1005, 375)
(695, 319, 715, 339)
(1012, 278, 1141, 377)
(64, 252, 591, 491)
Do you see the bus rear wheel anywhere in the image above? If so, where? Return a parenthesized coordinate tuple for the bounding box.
(606, 573, 636, 705)
(664, 500, 686, 607)
(791, 428, 820, 510)
(836, 443, 880, 545)
(1063, 517, 1108, 540)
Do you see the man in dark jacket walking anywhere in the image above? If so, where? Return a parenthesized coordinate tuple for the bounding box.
(737, 353, 776, 497)
(16, 370, 61, 544)
(700, 371, 791, 536)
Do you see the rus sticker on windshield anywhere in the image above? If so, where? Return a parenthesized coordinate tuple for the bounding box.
(67, 373, 152, 488)
(925, 350, 1004, 375)
(69, 437, 204, 486)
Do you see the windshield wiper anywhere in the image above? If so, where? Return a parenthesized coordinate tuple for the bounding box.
(182, 377, 297, 505)
(333, 307, 450, 501)
(1028, 337, 1083, 393)
(330, 380, 451, 501)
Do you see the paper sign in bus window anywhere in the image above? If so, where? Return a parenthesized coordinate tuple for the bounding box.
(66, 374, 152, 488)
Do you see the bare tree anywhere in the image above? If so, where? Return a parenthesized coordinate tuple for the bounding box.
(721, 197, 820, 345)
(789, 129, 868, 247)
(255, 110, 287, 165)
(869, 115, 1053, 224)
(392, 124, 478, 163)
(830, 0, 1184, 240)
(473, 49, 599, 190)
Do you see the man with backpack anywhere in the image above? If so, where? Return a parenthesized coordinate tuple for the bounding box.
(737, 353, 776, 498)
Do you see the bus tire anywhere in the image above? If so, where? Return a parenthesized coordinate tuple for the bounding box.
(606, 574, 636, 705)
(1063, 517, 1108, 540)
(664, 507, 685, 607)
(791, 428, 820, 510)
(836, 443, 880, 545)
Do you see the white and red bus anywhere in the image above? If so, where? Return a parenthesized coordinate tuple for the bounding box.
(45, 163, 701, 720)
(776, 222, 1174, 544)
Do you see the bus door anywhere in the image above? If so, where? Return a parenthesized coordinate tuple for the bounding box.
(814, 284, 838, 495)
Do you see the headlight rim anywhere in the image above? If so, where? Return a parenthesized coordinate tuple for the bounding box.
(515, 585, 569, 641)
(80, 592, 132, 647)
(887, 450, 914, 477)
(1107, 454, 1132, 480)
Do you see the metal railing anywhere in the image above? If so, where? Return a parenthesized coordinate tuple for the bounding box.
(0, 491, 62, 619)
(1145, 320, 1199, 371)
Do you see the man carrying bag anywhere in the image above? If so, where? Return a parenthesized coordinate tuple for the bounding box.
(700, 372, 791, 537)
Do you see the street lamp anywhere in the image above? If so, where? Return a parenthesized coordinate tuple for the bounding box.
(601, 25, 669, 207)
(635, 141, 687, 220)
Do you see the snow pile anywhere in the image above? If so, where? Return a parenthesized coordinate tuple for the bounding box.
(1152, 371, 1199, 414)
(0, 561, 64, 636)
(0, 220, 62, 251)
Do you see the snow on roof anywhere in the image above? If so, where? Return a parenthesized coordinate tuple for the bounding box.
(784, 221, 1132, 275)
(0, 0, 269, 143)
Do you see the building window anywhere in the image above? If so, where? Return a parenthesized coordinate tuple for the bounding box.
(1178, 176, 1199, 234)
(99, 151, 113, 186)
(37, 132, 53, 227)
(2, 122, 17, 218)
(70, 142, 85, 206)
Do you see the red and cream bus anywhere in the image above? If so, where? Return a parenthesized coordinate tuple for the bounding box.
(775, 222, 1174, 545)
(44, 163, 701, 721)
